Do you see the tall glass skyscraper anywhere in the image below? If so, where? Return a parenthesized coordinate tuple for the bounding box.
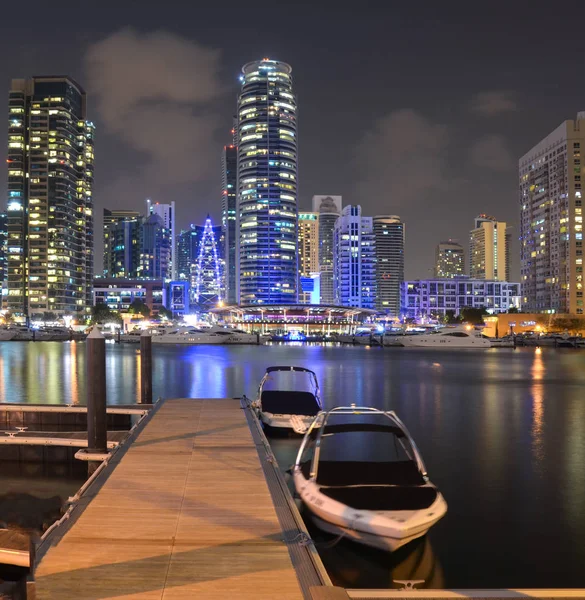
(313, 195, 342, 304)
(237, 58, 298, 304)
(222, 139, 238, 304)
(373, 215, 404, 315)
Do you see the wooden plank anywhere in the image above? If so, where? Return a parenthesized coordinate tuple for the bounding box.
(34, 399, 304, 600)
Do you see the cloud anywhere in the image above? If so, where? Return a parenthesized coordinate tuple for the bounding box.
(470, 134, 514, 171)
(471, 91, 517, 116)
(354, 109, 451, 208)
(86, 28, 223, 190)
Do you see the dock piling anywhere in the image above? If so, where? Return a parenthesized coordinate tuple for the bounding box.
(87, 327, 107, 454)
(140, 331, 153, 404)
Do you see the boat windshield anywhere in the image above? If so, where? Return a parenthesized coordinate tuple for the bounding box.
(259, 367, 321, 415)
(299, 412, 423, 487)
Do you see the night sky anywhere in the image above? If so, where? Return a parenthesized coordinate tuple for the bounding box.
(1, 1, 584, 278)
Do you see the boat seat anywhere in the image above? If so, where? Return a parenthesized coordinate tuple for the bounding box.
(260, 391, 320, 416)
(320, 484, 438, 511)
(300, 460, 426, 486)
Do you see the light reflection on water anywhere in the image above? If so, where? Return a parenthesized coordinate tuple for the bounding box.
(1, 342, 585, 588)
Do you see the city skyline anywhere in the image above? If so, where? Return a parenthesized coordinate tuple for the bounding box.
(2, 2, 584, 281)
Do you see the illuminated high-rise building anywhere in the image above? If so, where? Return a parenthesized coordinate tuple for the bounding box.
(313, 195, 342, 304)
(237, 58, 298, 304)
(222, 133, 238, 304)
(435, 240, 465, 278)
(333, 205, 376, 309)
(103, 209, 141, 278)
(6, 77, 94, 318)
(177, 225, 204, 281)
(298, 212, 319, 304)
(146, 200, 176, 280)
(138, 213, 171, 280)
(0, 212, 7, 307)
(469, 215, 510, 281)
(520, 114, 585, 314)
(374, 215, 404, 315)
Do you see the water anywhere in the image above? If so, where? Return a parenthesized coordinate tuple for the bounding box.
(1, 341, 585, 588)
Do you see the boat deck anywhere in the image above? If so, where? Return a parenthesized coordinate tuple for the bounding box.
(34, 399, 306, 599)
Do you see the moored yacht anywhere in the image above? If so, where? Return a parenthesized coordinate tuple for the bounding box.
(151, 327, 227, 345)
(207, 326, 263, 344)
(0, 327, 17, 341)
(400, 325, 491, 348)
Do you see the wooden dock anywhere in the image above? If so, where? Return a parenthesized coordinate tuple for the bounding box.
(33, 399, 309, 599)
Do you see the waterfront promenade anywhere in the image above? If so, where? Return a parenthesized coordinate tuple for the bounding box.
(34, 399, 310, 599)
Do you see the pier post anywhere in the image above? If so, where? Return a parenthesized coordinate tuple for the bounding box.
(140, 330, 153, 404)
(87, 326, 107, 454)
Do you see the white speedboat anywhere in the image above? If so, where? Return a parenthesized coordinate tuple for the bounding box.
(294, 406, 447, 552)
(251, 366, 322, 434)
(151, 327, 226, 345)
(400, 325, 491, 348)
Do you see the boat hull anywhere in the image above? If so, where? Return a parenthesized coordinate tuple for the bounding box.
(294, 473, 447, 552)
(152, 336, 226, 345)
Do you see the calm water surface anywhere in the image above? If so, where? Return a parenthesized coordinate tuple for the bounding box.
(1, 341, 585, 589)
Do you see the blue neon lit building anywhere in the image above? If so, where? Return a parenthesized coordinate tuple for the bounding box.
(236, 58, 298, 304)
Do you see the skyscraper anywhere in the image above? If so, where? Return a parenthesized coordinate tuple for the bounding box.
(298, 212, 319, 304)
(103, 209, 141, 278)
(469, 215, 510, 281)
(138, 213, 171, 279)
(373, 215, 404, 315)
(7, 76, 94, 318)
(0, 212, 7, 308)
(313, 195, 342, 304)
(333, 205, 376, 309)
(237, 58, 298, 304)
(194, 216, 223, 307)
(147, 200, 176, 280)
(435, 240, 465, 278)
(177, 225, 204, 281)
(520, 114, 585, 314)
(222, 140, 238, 304)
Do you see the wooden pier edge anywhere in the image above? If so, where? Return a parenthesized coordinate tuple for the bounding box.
(33, 397, 164, 567)
(241, 398, 333, 596)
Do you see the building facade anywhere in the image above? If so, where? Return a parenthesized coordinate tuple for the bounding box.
(298, 212, 319, 303)
(402, 278, 521, 320)
(138, 214, 171, 280)
(313, 195, 342, 304)
(0, 212, 6, 307)
(237, 58, 298, 304)
(7, 76, 94, 317)
(435, 240, 465, 278)
(103, 209, 142, 278)
(177, 225, 204, 281)
(333, 205, 376, 309)
(147, 200, 176, 280)
(373, 215, 404, 315)
(222, 142, 238, 304)
(93, 278, 165, 315)
(469, 215, 510, 281)
(520, 114, 585, 314)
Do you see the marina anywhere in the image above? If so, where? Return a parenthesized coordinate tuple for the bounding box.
(1, 342, 585, 595)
